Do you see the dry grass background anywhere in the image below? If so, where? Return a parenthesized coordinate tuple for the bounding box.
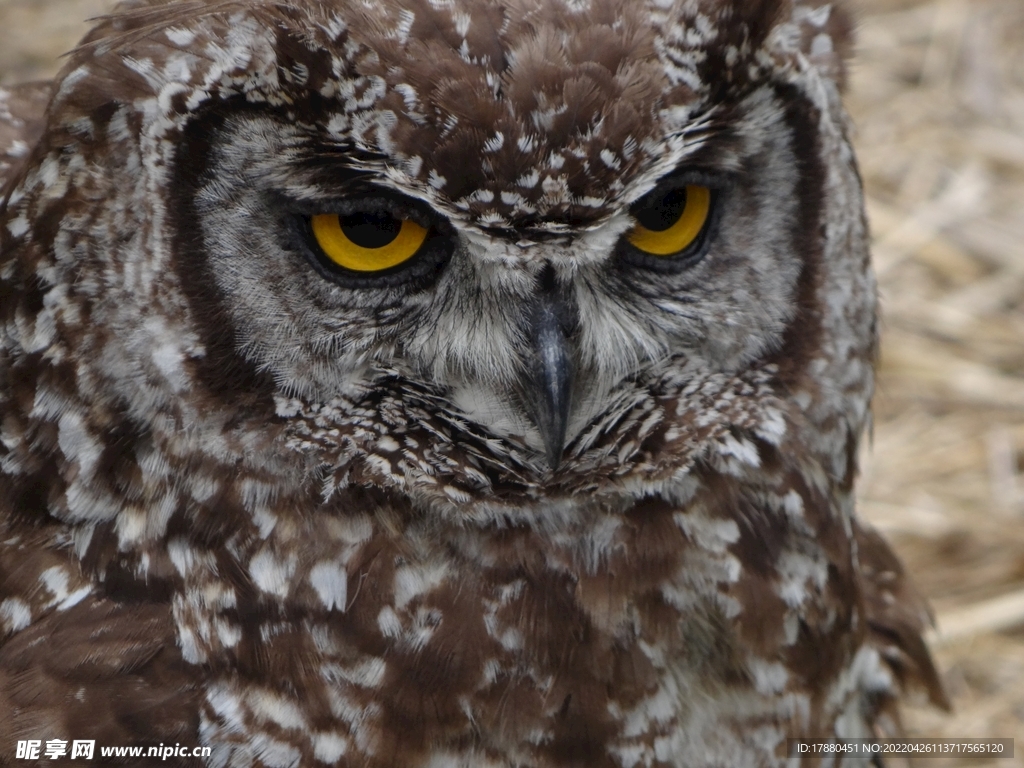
(844, 2, 1024, 763)
(1, 0, 1023, 764)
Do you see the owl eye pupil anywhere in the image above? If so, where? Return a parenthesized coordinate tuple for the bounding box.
(340, 211, 401, 249)
(634, 188, 687, 232)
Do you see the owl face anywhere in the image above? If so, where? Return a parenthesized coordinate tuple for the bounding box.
(188, 91, 804, 466)
(32, 0, 842, 484)
(1, 0, 869, 508)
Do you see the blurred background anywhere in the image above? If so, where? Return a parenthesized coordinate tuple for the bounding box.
(1, 0, 1023, 764)
(845, 1, 1024, 762)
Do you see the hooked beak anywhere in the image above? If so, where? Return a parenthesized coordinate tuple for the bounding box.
(526, 265, 575, 469)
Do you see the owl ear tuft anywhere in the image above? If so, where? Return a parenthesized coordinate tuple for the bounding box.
(793, 1, 856, 92)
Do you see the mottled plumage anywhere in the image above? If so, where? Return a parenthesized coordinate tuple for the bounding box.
(0, 0, 945, 765)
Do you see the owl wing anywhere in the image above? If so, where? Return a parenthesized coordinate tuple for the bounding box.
(0, 509, 200, 756)
(0, 597, 200, 753)
(0, 82, 51, 192)
(856, 522, 950, 720)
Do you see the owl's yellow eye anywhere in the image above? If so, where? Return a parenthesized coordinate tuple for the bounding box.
(310, 211, 429, 272)
(626, 185, 712, 256)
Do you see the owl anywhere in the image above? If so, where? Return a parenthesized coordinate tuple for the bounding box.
(0, 0, 947, 765)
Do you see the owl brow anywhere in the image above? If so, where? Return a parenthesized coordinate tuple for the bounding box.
(658, 106, 759, 175)
(665, 130, 757, 181)
(644, 166, 732, 194)
(292, 148, 380, 185)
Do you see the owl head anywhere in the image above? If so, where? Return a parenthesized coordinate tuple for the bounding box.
(1, 0, 871, 521)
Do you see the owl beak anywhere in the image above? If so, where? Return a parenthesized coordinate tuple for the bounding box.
(527, 266, 575, 470)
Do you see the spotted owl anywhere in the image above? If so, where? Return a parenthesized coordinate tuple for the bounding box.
(0, 0, 947, 765)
